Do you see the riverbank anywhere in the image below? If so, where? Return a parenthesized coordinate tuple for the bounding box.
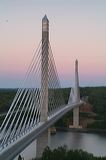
(56, 127, 106, 134)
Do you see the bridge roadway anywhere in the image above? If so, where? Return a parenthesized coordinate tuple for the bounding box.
(0, 101, 83, 160)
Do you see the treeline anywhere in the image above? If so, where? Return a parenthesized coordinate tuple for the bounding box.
(0, 89, 17, 113)
(0, 87, 106, 129)
(80, 87, 106, 115)
(36, 146, 106, 160)
(0, 89, 17, 124)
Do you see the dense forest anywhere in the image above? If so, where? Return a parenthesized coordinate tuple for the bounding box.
(0, 89, 17, 113)
(55, 87, 106, 129)
(35, 146, 106, 160)
(80, 87, 106, 129)
(0, 87, 106, 129)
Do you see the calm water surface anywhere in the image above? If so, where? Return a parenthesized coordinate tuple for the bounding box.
(15, 131, 106, 160)
(51, 131, 106, 157)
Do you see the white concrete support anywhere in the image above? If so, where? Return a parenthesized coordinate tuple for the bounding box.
(40, 15, 49, 122)
(73, 105, 79, 127)
(74, 59, 80, 102)
(36, 15, 49, 158)
(73, 60, 80, 128)
(36, 130, 50, 158)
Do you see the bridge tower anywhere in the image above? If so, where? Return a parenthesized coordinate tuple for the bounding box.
(36, 15, 50, 158)
(73, 59, 80, 128)
(40, 15, 49, 122)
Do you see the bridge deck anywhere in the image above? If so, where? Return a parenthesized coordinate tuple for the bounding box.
(0, 101, 83, 160)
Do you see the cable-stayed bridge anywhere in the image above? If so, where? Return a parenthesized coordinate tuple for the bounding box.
(0, 15, 84, 160)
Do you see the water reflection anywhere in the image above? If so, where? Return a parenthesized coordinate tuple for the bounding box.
(51, 131, 106, 157)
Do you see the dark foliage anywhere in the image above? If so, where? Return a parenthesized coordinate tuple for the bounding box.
(36, 146, 106, 160)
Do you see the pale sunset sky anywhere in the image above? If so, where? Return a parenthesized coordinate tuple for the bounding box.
(0, 0, 106, 88)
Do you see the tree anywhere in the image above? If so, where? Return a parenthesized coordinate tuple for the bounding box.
(18, 155, 23, 160)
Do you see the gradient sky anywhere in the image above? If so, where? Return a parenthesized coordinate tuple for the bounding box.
(0, 0, 106, 88)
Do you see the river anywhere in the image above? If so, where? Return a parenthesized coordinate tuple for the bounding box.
(51, 131, 106, 156)
(15, 131, 106, 160)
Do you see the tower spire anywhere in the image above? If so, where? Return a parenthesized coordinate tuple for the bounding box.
(75, 59, 80, 102)
(42, 15, 49, 32)
(41, 15, 49, 122)
(72, 59, 80, 128)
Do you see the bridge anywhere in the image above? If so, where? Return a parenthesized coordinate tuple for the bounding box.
(0, 15, 84, 160)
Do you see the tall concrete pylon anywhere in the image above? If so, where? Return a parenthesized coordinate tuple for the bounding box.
(40, 15, 49, 122)
(36, 15, 50, 158)
(74, 59, 80, 102)
(73, 59, 80, 127)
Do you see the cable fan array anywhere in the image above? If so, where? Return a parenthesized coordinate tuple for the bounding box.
(0, 40, 65, 148)
(48, 44, 65, 116)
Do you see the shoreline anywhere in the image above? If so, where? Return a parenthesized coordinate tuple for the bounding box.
(56, 127, 106, 134)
